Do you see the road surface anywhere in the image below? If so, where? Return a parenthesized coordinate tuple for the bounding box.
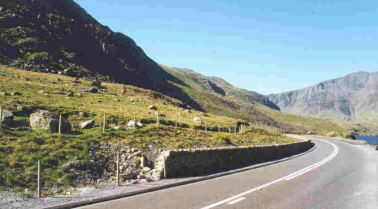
(79, 136, 378, 209)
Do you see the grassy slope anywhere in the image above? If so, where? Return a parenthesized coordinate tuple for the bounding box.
(0, 65, 293, 191)
(162, 65, 372, 136)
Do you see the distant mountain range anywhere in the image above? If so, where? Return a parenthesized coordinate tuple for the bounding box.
(268, 71, 378, 125)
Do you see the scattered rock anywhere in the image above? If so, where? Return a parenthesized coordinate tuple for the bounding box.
(199, 112, 207, 116)
(184, 109, 191, 113)
(11, 92, 21, 96)
(113, 125, 126, 131)
(39, 90, 49, 95)
(30, 110, 71, 133)
(155, 112, 165, 117)
(79, 112, 88, 118)
(24, 77, 31, 81)
(148, 105, 157, 110)
(73, 78, 80, 83)
(90, 80, 101, 88)
(0, 109, 13, 126)
(67, 90, 74, 97)
(71, 124, 79, 129)
(79, 87, 98, 93)
(136, 122, 144, 128)
(193, 117, 202, 123)
(56, 78, 61, 82)
(80, 120, 95, 129)
(127, 120, 136, 127)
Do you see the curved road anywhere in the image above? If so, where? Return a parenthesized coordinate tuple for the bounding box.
(79, 137, 378, 209)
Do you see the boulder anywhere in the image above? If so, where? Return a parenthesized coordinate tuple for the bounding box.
(11, 92, 21, 96)
(80, 120, 95, 129)
(148, 105, 157, 110)
(136, 122, 144, 128)
(127, 120, 136, 127)
(193, 117, 202, 123)
(113, 125, 126, 131)
(30, 110, 71, 133)
(79, 112, 88, 118)
(0, 109, 13, 126)
(67, 90, 74, 97)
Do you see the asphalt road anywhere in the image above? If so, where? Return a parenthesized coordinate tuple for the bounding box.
(79, 137, 378, 209)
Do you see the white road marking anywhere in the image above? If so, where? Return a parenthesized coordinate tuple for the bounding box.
(200, 140, 338, 209)
(227, 197, 245, 205)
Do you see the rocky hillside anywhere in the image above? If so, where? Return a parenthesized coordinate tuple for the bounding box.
(0, 0, 286, 121)
(0, 0, 199, 108)
(268, 71, 378, 124)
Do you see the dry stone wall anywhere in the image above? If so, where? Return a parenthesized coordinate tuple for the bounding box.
(164, 141, 314, 178)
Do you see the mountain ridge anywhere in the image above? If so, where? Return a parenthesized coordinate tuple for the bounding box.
(268, 71, 378, 124)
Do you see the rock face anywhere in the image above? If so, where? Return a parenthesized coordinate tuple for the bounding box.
(30, 110, 71, 133)
(0, 109, 13, 126)
(268, 72, 378, 123)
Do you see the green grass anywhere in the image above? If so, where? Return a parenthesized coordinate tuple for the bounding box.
(0, 65, 295, 192)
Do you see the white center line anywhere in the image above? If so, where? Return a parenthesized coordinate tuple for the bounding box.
(200, 140, 338, 209)
(227, 197, 245, 205)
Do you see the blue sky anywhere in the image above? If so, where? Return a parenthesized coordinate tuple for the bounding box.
(76, 0, 378, 94)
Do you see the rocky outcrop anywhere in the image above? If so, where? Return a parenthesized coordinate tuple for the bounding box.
(268, 72, 378, 123)
(30, 110, 71, 133)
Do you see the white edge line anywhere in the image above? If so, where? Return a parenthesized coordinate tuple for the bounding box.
(227, 197, 245, 205)
(200, 140, 338, 209)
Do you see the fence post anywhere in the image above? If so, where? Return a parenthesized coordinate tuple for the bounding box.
(116, 152, 120, 186)
(217, 123, 220, 132)
(103, 114, 106, 133)
(156, 112, 159, 129)
(37, 160, 41, 198)
(0, 106, 3, 129)
(163, 155, 167, 179)
(58, 115, 62, 135)
(204, 122, 207, 132)
(175, 120, 178, 129)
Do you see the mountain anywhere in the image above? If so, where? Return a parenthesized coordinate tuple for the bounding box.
(0, 0, 280, 115)
(268, 71, 378, 125)
(0, 0, 200, 109)
(0, 0, 373, 135)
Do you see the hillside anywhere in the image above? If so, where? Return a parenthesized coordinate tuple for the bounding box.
(0, 65, 295, 191)
(268, 71, 378, 126)
(0, 0, 371, 136)
(0, 0, 200, 109)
